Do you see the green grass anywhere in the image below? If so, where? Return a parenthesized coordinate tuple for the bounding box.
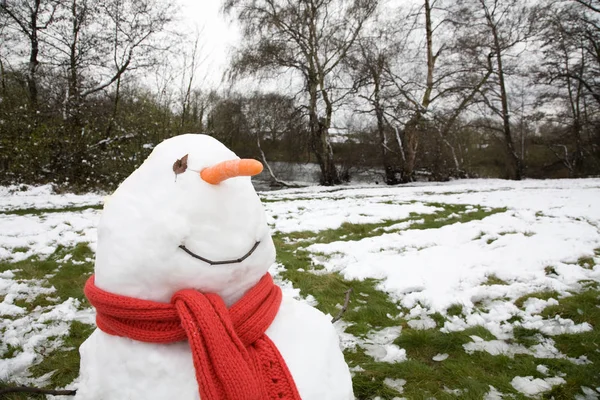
(28, 321, 94, 390)
(2, 199, 599, 399)
(0, 204, 102, 216)
(482, 274, 508, 286)
(269, 202, 599, 399)
(512, 326, 542, 347)
(577, 256, 595, 269)
(0, 244, 94, 391)
(446, 304, 464, 317)
(347, 302, 600, 400)
(545, 265, 558, 275)
(277, 202, 507, 246)
(274, 234, 402, 337)
(514, 291, 561, 309)
(408, 203, 507, 231)
(2, 243, 93, 305)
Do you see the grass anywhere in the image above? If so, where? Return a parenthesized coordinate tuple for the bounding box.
(28, 321, 94, 390)
(268, 203, 600, 399)
(0, 204, 102, 216)
(446, 304, 464, 317)
(577, 256, 596, 269)
(514, 291, 561, 309)
(512, 326, 542, 347)
(274, 233, 402, 337)
(0, 244, 94, 391)
(482, 274, 508, 286)
(1, 199, 599, 399)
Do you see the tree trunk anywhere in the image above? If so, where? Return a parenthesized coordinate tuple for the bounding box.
(489, 14, 522, 180)
(308, 80, 340, 186)
(373, 73, 401, 185)
(65, 0, 85, 183)
(27, 0, 41, 110)
(402, 115, 420, 182)
(401, 0, 436, 183)
(311, 118, 340, 186)
(105, 75, 121, 137)
(568, 52, 585, 176)
(0, 57, 6, 95)
(256, 134, 301, 188)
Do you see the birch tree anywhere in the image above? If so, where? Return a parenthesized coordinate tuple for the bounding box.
(224, 0, 378, 185)
(453, 0, 541, 180)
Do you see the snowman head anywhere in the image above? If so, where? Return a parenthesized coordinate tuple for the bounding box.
(93, 134, 275, 305)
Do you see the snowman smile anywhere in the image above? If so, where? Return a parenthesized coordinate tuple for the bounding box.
(178, 241, 261, 266)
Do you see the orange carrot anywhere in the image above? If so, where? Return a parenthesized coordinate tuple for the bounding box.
(200, 159, 263, 185)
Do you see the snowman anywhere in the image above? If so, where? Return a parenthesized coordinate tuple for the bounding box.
(76, 134, 354, 400)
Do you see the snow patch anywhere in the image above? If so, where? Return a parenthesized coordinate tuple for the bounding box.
(511, 376, 566, 397)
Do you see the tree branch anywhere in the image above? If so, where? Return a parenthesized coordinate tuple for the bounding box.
(0, 386, 76, 396)
(331, 288, 353, 323)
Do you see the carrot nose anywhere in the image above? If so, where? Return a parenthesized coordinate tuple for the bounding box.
(200, 159, 263, 185)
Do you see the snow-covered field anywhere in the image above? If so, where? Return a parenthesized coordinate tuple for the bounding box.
(1, 179, 599, 399)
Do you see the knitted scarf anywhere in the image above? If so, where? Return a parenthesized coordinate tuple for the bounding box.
(84, 273, 301, 400)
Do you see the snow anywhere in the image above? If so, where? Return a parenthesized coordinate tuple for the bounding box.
(511, 375, 566, 397)
(383, 377, 406, 393)
(305, 211, 598, 313)
(0, 184, 103, 212)
(74, 134, 354, 399)
(537, 364, 550, 375)
(265, 199, 441, 233)
(0, 211, 100, 261)
(432, 353, 449, 361)
(484, 386, 505, 400)
(578, 387, 600, 400)
(0, 176, 599, 395)
(362, 326, 407, 363)
(0, 292, 94, 384)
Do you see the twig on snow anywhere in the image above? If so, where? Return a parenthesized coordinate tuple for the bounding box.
(331, 288, 353, 323)
(0, 386, 77, 396)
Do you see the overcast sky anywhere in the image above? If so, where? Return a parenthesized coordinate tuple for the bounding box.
(176, 0, 240, 88)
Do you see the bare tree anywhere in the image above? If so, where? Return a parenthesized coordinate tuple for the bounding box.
(534, 0, 600, 175)
(453, 0, 541, 180)
(37, 0, 176, 179)
(569, 0, 600, 106)
(349, 0, 493, 182)
(179, 28, 207, 131)
(0, 0, 59, 109)
(224, 0, 378, 185)
(0, 13, 9, 95)
(346, 23, 407, 184)
(242, 92, 305, 187)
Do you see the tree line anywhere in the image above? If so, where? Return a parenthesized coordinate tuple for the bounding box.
(1, 0, 599, 191)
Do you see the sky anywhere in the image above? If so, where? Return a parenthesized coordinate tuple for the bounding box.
(176, 0, 240, 88)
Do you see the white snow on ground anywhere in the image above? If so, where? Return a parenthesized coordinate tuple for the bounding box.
(0, 272, 94, 383)
(511, 375, 566, 397)
(265, 199, 442, 233)
(383, 377, 406, 393)
(0, 184, 104, 212)
(267, 179, 600, 350)
(1, 178, 600, 391)
(306, 211, 599, 312)
(0, 210, 100, 261)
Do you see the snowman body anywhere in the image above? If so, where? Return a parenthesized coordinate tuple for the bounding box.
(76, 134, 353, 400)
(77, 296, 352, 399)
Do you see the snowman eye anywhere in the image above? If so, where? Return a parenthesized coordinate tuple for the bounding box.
(173, 154, 189, 175)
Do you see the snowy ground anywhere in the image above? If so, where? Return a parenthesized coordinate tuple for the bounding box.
(1, 179, 600, 399)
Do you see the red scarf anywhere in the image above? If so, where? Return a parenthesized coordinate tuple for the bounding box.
(84, 274, 301, 400)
